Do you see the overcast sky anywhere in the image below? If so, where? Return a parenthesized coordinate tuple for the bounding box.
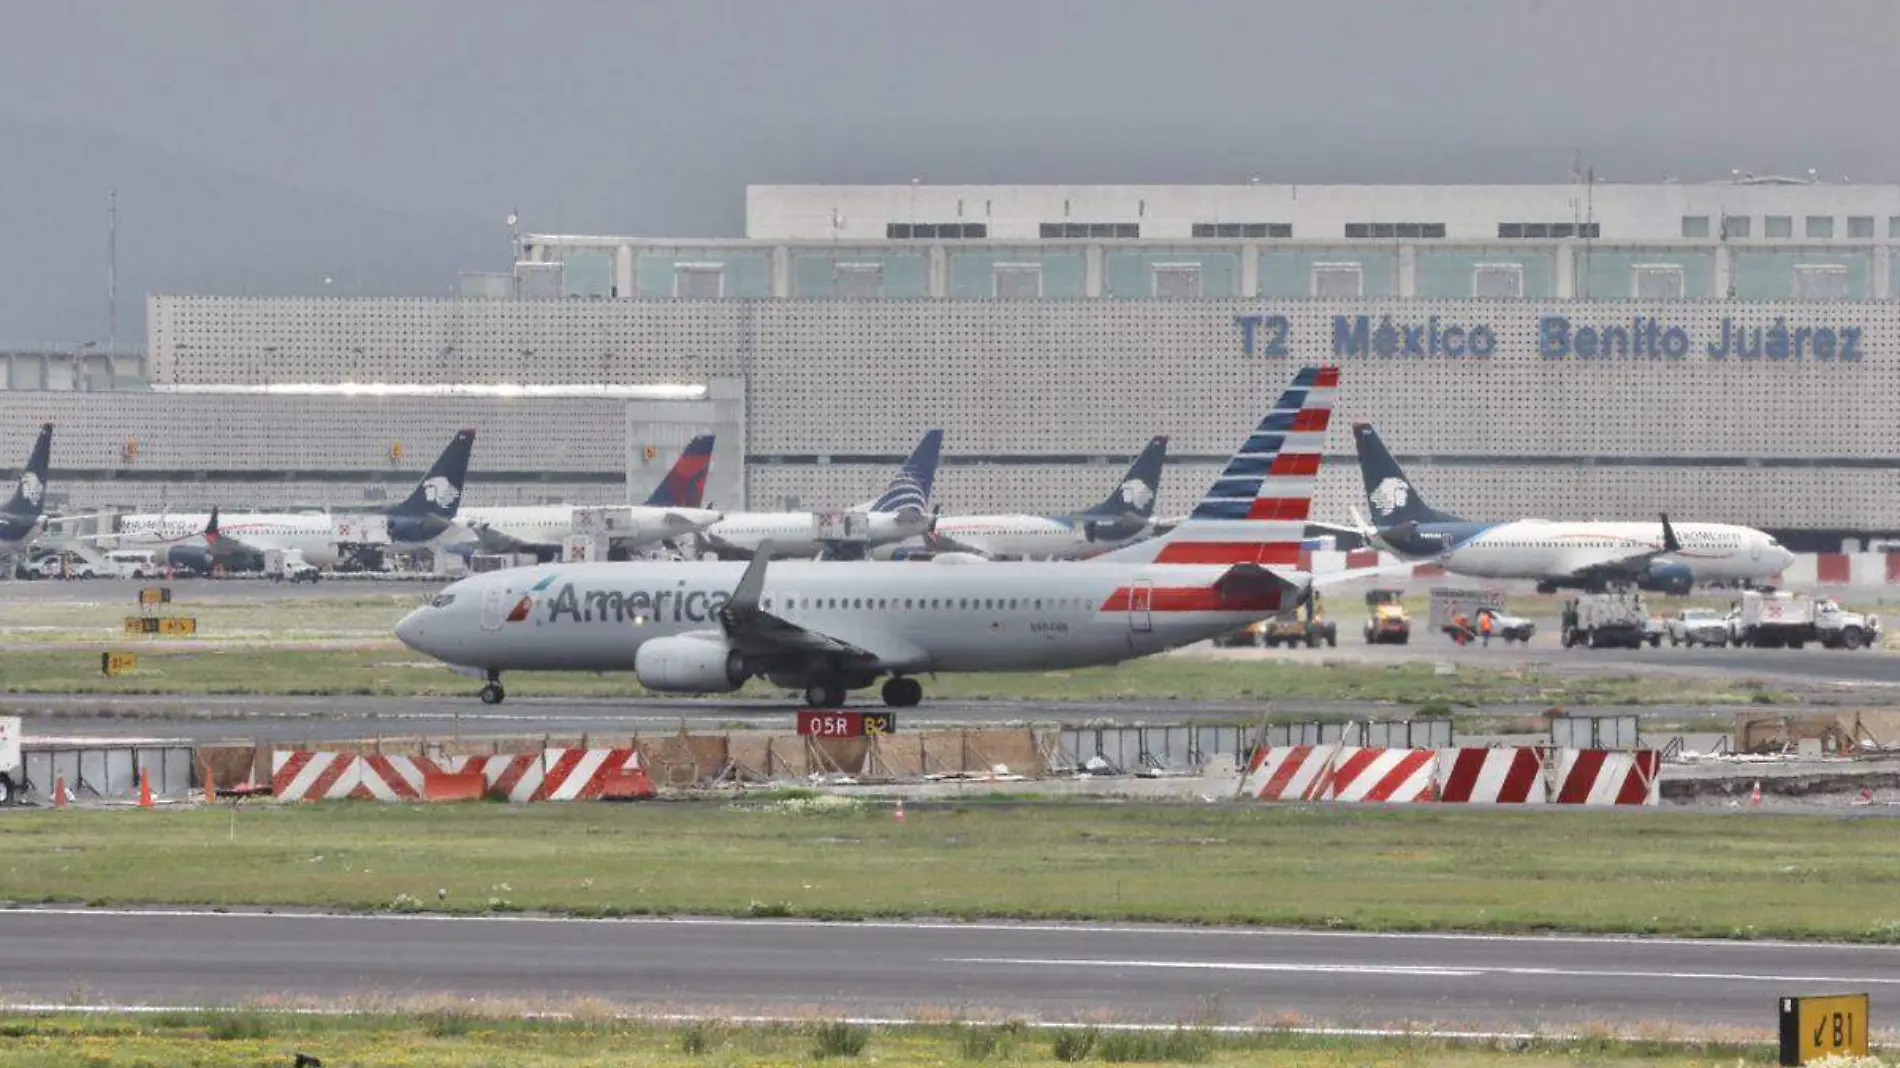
(4, 0, 1897, 343)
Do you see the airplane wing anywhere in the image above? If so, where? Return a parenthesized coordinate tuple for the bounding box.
(464, 521, 556, 557)
(1549, 514, 1683, 587)
(715, 543, 929, 670)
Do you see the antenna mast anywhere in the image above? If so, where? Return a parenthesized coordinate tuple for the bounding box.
(107, 189, 118, 358)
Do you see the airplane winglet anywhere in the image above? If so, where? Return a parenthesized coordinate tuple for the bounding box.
(1660, 513, 1681, 554)
(719, 540, 771, 634)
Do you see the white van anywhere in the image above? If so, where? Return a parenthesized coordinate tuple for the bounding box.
(105, 550, 162, 579)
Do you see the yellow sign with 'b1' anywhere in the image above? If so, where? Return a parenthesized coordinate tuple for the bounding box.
(1780, 994, 1869, 1065)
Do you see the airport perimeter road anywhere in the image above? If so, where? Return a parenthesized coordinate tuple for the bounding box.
(4, 910, 1898, 1031)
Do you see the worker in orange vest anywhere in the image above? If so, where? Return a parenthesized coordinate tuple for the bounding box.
(1478, 609, 1494, 647)
(1452, 612, 1470, 645)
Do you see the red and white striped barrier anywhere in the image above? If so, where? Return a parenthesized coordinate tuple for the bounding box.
(1550, 749, 1660, 807)
(1435, 747, 1547, 804)
(272, 749, 653, 803)
(1240, 745, 1334, 801)
(1325, 747, 1436, 803)
(272, 750, 361, 801)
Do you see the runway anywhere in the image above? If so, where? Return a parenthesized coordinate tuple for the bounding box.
(4, 909, 1896, 1032)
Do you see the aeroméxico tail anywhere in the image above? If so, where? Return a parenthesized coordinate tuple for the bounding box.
(1347, 422, 1795, 593)
(395, 368, 1391, 708)
(0, 423, 54, 557)
(111, 429, 477, 572)
(880, 434, 1169, 561)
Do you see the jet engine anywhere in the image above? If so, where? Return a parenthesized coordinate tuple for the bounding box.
(1636, 559, 1694, 596)
(166, 544, 214, 574)
(632, 633, 750, 693)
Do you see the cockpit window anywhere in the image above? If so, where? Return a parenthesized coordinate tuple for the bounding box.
(430, 593, 457, 609)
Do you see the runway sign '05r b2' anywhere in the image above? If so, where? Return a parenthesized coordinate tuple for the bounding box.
(1779, 993, 1869, 1066)
(797, 711, 897, 738)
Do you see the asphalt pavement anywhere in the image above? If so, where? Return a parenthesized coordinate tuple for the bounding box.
(3, 909, 1896, 1033)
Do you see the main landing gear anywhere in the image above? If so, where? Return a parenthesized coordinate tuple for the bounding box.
(800, 677, 925, 709)
(480, 669, 505, 705)
(880, 676, 923, 708)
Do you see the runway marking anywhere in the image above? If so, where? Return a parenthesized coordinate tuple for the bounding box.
(946, 957, 1900, 987)
(5, 906, 1899, 954)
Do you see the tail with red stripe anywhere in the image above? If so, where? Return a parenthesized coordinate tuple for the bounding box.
(1097, 366, 1336, 566)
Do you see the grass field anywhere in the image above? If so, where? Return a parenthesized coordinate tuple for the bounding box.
(4, 803, 1897, 942)
(0, 1013, 1789, 1068)
(0, 645, 1800, 706)
(0, 592, 416, 642)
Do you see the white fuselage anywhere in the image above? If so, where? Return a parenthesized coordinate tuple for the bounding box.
(395, 559, 1285, 675)
(883, 514, 1145, 561)
(1436, 520, 1794, 583)
(113, 513, 345, 568)
(703, 509, 927, 559)
(458, 505, 722, 550)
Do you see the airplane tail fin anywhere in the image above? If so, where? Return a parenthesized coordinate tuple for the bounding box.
(1352, 422, 1461, 527)
(1096, 368, 1335, 566)
(2, 423, 52, 520)
(641, 434, 716, 508)
(1080, 435, 1168, 520)
(203, 506, 222, 544)
(870, 429, 944, 514)
(387, 429, 476, 520)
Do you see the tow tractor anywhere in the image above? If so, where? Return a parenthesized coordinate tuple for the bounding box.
(1363, 588, 1412, 644)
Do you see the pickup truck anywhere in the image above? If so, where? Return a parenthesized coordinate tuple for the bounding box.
(1666, 608, 1728, 647)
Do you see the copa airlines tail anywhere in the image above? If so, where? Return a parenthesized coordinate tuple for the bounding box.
(393, 367, 1402, 709)
(865, 429, 944, 514)
(0, 422, 53, 553)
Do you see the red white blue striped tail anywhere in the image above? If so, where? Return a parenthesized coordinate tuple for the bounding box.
(1097, 366, 1336, 566)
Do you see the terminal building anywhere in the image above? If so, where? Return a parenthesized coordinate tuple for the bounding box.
(4, 178, 1900, 548)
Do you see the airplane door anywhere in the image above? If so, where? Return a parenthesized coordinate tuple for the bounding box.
(1128, 579, 1154, 634)
(481, 587, 508, 631)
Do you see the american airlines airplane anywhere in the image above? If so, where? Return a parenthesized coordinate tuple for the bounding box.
(696, 429, 943, 561)
(1348, 423, 1795, 593)
(0, 423, 53, 559)
(109, 429, 477, 572)
(879, 435, 1168, 561)
(455, 434, 720, 562)
(395, 368, 1389, 708)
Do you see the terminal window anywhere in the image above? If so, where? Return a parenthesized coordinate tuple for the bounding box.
(1344, 222, 1446, 239)
(1680, 216, 1710, 238)
(993, 264, 1044, 298)
(1191, 222, 1293, 239)
(1806, 216, 1835, 238)
(887, 222, 987, 239)
(1151, 264, 1203, 298)
(1765, 215, 1793, 238)
(1310, 263, 1364, 298)
(1038, 223, 1140, 239)
(1497, 222, 1600, 239)
(1890, 216, 1900, 239)
(1630, 264, 1684, 299)
(1847, 216, 1875, 238)
(672, 264, 724, 299)
(1471, 263, 1524, 299)
(832, 263, 883, 299)
(1720, 215, 1751, 239)
(1793, 264, 1848, 300)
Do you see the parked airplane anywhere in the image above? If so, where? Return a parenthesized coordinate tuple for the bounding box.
(395, 367, 1392, 708)
(696, 429, 943, 561)
(110, 429, 477, 572)
(0, 423, 53, 558)
(879, 435, 1169, 561)
(455, 434, 720, 562)
(1348, 423, 1795, 593)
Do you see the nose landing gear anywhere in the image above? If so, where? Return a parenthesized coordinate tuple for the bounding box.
(479, 669, 505, 705)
